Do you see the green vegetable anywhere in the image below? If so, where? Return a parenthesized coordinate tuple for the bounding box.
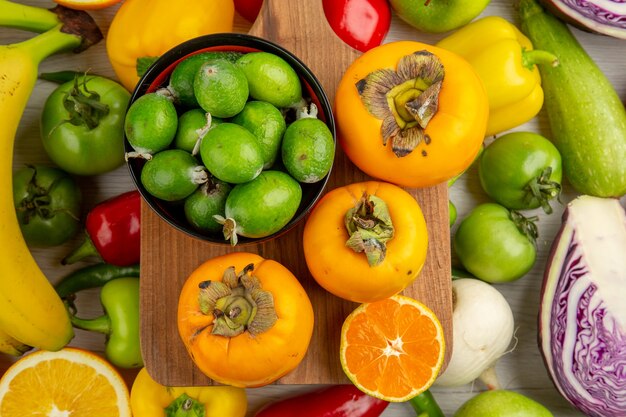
(55, 263, 140, 299)
(454, 203, 538, 283)
(479, 132, 562, 214)
(41, 74, 130, 176)
(13, 165, 82, 247)
(519, 0, 626, 197)
(67, 277, 143, 369)
(409, 390, 445, 417)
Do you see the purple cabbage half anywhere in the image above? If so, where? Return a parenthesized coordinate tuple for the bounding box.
(540, 0, 626, 39)
(539, 195, 626, 417)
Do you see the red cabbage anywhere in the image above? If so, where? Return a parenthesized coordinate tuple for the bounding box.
(540, 0, 626, 39)
(539, 195, 626, 417)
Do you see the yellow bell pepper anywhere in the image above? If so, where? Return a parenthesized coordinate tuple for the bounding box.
(130, 367, 247, 417)
(106, 0, 235, 91)
(437, 16, 558, 137)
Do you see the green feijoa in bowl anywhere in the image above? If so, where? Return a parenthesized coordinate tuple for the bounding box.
(168, 51, 243, 108)
(140, 149, 208, 201)
(173, 109, 223, 154)
(184, 178, 232, 233)
(231, 101, 286, 169)
(282, 117, 335, 183)
(200, 123, 264, 184)
(125, 92, 178, 156)
(217, 170, 302, 245)
(194, 59, 249, 118)
(236, 52, 303, 108)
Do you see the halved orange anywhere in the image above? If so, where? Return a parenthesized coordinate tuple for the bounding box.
(53, 0, 124, 10)
(340, 295, 445, 402)
(0, 347, 131, 416)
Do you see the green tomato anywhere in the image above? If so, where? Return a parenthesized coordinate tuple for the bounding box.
(479, 132, 562, 214)
(41, 75, 130, 176)
(454, 203, 537, 283)
(13, 165, 82, 247)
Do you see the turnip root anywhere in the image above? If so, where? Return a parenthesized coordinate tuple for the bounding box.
(435, 278, 514, 389)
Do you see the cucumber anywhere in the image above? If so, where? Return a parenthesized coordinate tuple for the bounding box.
(519, 0, 626, 198)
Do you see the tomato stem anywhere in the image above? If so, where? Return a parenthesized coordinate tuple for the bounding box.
(524, 166, 562, 214)
(510, 210, 539, 245)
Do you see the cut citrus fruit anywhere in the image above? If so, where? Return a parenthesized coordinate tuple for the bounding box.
(340, 295, 445, 402)
(0, 347, 131, 417)
(53, 0, 123, 10)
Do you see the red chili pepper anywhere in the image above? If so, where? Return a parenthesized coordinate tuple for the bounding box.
(62, 190, 141, 267)
(323, 0, 391, 52)
(254, 385, 388, 417)
(234, 0, 263, 23)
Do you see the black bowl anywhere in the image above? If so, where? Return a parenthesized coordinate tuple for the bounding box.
(125, 33, 336, 246)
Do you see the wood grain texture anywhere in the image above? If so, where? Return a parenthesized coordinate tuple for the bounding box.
(140, 0, 452, 386)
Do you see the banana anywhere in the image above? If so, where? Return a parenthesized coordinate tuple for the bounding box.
(0, 328, 31, 357)
(0, 0, 60, 32)
(0, 4, 102, 351)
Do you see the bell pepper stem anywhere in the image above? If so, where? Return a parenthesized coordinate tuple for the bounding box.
(165, 393, 205, 417)
(409, 390, 446, 417)
(62, 235, 101, 265)
(69, 313, 111, 335)
(522, 49, 559, 70)
(0, 0, 59, 32)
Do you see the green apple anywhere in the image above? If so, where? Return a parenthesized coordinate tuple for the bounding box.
(455, 390, 553, 417)
(389, 0, 492, 33)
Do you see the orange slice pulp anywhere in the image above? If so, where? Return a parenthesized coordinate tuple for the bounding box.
(340, 295, 445, 402)
(0, 347, 131, 417)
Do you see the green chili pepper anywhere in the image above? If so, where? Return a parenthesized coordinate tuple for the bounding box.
(55, 262, 140, 299)
(68, 277, 143, 369)
(409, 390, 445, 417)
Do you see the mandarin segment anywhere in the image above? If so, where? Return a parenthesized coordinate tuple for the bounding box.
(345, 312, 388, 348)
(344, 344, 384, 375)
(340, 295, 445, 402)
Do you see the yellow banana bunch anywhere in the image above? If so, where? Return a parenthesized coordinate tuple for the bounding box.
(0, 0, 102, 352)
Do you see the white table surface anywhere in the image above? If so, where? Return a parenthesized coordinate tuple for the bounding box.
(4, 0, 625, 415)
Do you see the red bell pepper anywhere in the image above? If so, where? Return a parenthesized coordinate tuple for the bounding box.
(234, 0, 263, 22)
(253, 385, 388, 417)
(322, 0, 391, 52)
(63, 190, 141, 267)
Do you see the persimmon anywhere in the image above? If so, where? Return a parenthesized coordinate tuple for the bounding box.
(177, 252, 314, 387)
(303, 181, 428, 303)
(335, 41, 488, 188)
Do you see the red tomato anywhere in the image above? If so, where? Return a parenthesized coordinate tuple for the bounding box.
(323, 0, 391, 52)
(234, 0, 263, 22)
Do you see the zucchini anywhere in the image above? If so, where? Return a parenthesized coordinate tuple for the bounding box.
(519, 0, 626, 198)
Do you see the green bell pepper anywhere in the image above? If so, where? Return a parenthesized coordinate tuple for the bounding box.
(68, 277, 143, 369)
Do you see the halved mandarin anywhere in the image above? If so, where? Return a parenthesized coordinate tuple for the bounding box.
(340, 295, 445, 402)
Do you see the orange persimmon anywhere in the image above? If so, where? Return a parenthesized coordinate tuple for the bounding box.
(335, 41, 489, 188)
(303, 181, 428, 303)
(177, 252, 314, 387)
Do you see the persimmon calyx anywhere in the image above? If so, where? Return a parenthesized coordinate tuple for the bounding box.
(345, 193, 395, 267)
(197, 263, 277, 337)
(356, 50, 444, 157)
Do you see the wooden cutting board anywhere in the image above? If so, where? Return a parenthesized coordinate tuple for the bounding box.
(140, 0, 452, 386)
